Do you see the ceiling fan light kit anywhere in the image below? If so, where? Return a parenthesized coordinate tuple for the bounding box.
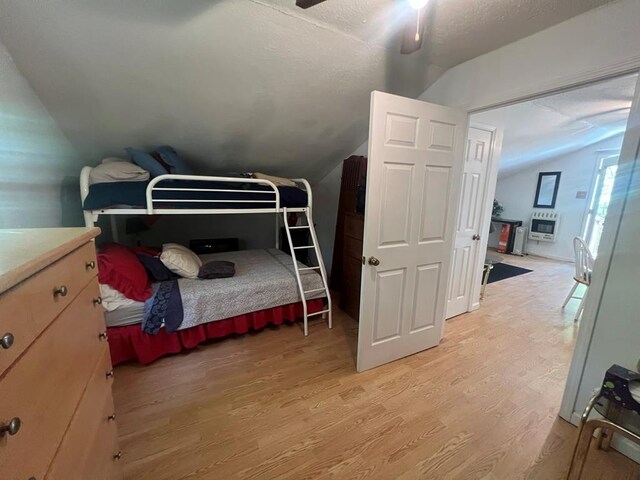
(295, 0, 429, 55)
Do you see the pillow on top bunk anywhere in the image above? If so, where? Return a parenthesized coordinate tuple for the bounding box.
(253, 172, 297, 187)
(89, 159, 150, 185)
(126, 147, 169, 178)
(160, 243, 202, 279)
(156, 146, 193, 175)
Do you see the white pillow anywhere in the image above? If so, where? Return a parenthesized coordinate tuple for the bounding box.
(99, 283, 137, 312)
(89, 160, 150, 185)
(253, 172, 297, 187)
(160, 243, 202, 279)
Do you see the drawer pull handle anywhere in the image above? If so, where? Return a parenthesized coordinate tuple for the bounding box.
(99, 331, 108, 341)
(93, 296, 103, 306)
(106, 370, 114, 379)
(113, 451, 122, 461)
(86, 260, 96, 270)
(0, 417, 21, 437)
(107, 413, 116, 421)
(53, 285, 68, 298)
(0, 332, 14, 350)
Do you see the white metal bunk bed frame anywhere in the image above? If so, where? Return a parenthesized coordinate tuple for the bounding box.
(79, 167, 332, 336)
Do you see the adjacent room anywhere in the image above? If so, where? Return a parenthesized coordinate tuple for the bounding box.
(472, 74, 636, 323)
(1, 1, 640, 479)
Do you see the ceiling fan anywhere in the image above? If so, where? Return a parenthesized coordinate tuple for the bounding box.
(295, 0, 429, 55)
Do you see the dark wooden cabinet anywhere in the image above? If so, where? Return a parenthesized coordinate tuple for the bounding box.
(331, 156, 367, 321)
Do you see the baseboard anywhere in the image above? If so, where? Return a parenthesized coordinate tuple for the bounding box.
(524, 252, 574, 263)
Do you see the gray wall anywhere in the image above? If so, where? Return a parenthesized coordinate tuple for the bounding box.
(0, 40, 83, 229)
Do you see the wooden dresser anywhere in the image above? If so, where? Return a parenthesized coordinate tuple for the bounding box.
(0, 228, 123, 480)
(331, 156, 367, 320)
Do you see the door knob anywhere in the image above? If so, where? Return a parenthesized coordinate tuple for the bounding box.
(368, 256, 380, 266)
(0, 332, 14, 349)
(472, 234, 481, 241)
(53, 285, 68, 298)
(0, 417, 21, 437)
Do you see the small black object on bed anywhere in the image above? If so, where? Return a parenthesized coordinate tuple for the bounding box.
(198, 261, 236, 279)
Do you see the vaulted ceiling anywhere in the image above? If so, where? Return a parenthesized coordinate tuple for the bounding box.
(473, 73, 636, 178)
(0, 0, 616, 182)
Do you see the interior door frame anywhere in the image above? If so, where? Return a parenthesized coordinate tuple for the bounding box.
(462, 70, 640, 425)
(463, 122, 504, 313)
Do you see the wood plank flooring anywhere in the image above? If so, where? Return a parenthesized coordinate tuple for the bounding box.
(112, 254, 640, 479)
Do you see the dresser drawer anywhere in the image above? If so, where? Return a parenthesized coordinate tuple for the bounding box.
(0, 284, 37, 377)
(47, 347, 122, 480)
(27, 241, 98, 332)
(0, 278, 106, 480)
(82, 407, 123, 480)
(0, 242, 98, 376)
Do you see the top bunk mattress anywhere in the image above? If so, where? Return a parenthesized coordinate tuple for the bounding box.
(83, 179, 308, 210)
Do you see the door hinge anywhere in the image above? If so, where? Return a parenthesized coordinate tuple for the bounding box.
(362, 256, 366, 265)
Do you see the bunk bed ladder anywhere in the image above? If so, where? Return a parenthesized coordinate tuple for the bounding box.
(282, 207, 332, 336)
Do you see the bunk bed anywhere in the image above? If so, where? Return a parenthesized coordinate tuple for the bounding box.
(80, 167, 332, 364)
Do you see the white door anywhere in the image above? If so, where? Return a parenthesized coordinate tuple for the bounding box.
(446, 124, 501, 318)
(357, 91, 467, 372)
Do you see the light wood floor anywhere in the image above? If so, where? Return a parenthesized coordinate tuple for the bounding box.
(112, 254, 640, 479)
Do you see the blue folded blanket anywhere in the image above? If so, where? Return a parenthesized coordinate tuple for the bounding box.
(142, 280, 184, 335)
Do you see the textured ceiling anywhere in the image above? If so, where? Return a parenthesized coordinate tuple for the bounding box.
(473, 74, 636, 177)
(0, 0, 616, 182)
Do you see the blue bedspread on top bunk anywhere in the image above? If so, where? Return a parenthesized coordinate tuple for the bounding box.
(83, 180, 308, 210)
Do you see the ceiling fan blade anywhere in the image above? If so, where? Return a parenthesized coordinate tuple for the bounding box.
(400, 8, 427, 55)
(296, 0, 327, 8)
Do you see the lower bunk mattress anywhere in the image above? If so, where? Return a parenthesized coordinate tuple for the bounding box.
(104, 248, 327, 365)
(108, 299, 324, 365)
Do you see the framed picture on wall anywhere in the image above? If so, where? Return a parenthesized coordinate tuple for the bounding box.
(534, 171, 561, 209)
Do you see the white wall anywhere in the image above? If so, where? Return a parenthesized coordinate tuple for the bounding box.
(490, 136, 623, 261)
(313, 164, 342, 275)
(0, 40, 83, 229)
(420, 0, 640, 111)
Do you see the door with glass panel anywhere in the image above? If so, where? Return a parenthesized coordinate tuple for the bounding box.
(583, 154, 619, 255)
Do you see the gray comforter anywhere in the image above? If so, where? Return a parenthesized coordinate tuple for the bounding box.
(177, 249, 325, 330)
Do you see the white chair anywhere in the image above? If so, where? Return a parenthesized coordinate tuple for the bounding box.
(562, 237, 594, 322)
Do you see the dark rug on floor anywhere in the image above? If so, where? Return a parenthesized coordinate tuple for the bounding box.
(487, 263, 533, 284)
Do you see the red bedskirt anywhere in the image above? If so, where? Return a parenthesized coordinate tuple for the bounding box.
(107, 299, 325, 366)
